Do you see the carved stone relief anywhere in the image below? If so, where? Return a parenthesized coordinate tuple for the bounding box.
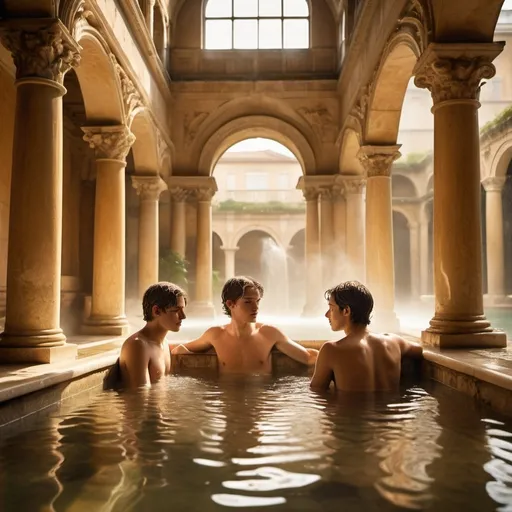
(82, 125, 135, 161)
(184, 111, 209, 146)
(297, 106, 337, 143)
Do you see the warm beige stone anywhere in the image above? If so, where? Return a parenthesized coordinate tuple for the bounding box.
(0, 19, 79, 363)
(222, 247, 238, 280)
(168, 185, 188, 258)
(319, 188, 335, 288)
(81, 125, 135, 335)
(132, 175, 167, 298)
(414, 43, 507, 348)
(358, 145, 400, 331)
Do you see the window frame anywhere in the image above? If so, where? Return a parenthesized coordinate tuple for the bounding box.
(203, 0, 311, 50)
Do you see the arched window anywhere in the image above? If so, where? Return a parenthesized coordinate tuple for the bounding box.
(204, 0, 309, 50)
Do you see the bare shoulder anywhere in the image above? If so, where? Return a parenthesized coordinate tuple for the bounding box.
(258, 324, 287, 340)
(202, 325, 226, 341)
(120, 333, 148, 358)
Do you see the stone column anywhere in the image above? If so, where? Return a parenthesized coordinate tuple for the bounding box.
(302, 187, 323, 315)
(82, 126, 135, 335)
(145, 0, 156, 37)
(482, 176, 507, 304)
(332, 181, 347, 281)
(414, 42, 506, 348)
(132, 175, 167, 298)
(409, 221, 421, 301)
(0, 20, 80, 363)
(222, 247, 238, 280)
(419, 204, 431, 297)
(319, 189, 335, 289)
(344, 178, 366, 283)
(190, 184, 217, 317)
(358, 146, 400, 331)
(169, 187, 188, 258)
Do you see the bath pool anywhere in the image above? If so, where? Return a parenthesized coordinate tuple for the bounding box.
(0, 375, 511, 511)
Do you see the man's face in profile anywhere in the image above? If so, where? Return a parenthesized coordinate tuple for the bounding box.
(325, 296, 345, 331)
(158, 295, 186, 332)
(231, 286, 261, 323)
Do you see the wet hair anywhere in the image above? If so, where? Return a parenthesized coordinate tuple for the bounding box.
(325, 281, 374, 326)
(221, 276, 264, 317)
(142, 282, 187, 322)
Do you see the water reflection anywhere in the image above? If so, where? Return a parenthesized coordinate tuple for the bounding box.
(0, 376, 511, 511)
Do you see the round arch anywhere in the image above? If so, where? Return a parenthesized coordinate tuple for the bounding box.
(426, 173, 433, 193)
(130, 109, 161, 175)
(392, 174, 418, 198)
(392, 205, 415, 228)
(366, 34, 420, 144)
(286, 228, 306, 250)
(232, 225, 282, 249)
(72, 29, 125, 124)
(489, 136, 512, 178)
(339, 127, 365, 175)
(198, 115, 317, 176)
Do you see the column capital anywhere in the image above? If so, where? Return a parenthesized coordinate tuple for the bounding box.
(413, 43, 504, 105)
(342, 177, 366, 194)
(132, 175, 167, 201)
(221, 246, 239, 253)
(482, 176, 507, 192)
(168, 186, 190, 202)
(82, 125, 135, 162)
(357, 145, 401, 178)
(192, 187, 216, 202)
(319, 188, 334, 201)
(297, 175, 336, 200)
(0, 18, 80, 85)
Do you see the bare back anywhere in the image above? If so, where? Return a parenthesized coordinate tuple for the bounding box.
(311, 332, 412, 392)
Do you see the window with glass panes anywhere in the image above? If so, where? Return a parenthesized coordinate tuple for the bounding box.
(204, 0, 310, 50)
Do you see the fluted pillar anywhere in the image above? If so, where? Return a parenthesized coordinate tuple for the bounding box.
(319, 189, 335, 289)
(409, 222, 421, 301)
(302, 187, 322, 315)
(358, 145, 400, 331)
(82, 126, 135, 335)
(482, 176, 507, 305)
(132, 175, 167, 298)
(222, 247, 238, 280)
(414, 42, 506, 347)
(344, 178, 366, 283)
(168, 186, 188, 258)
(190, 180, 217, 317)
(0, 20, 80, 363)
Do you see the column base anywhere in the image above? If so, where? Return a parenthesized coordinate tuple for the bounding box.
(371, 311, 400, 333)
(187, 302, 216, 319)
(0, 343, 78, 364)
(82, 315, 130, 336)
(421, 329, 507, 348)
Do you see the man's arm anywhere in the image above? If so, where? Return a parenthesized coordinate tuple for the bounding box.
(260, 325, 318, 365)
(393, 334, 423, 359)
(310, 343, 334, 390)
(170, 327, 217, 355)
(119, 339, 151, 389)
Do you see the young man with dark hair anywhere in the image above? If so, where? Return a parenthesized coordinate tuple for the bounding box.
(310, 281, 423, 392)
(172, 276, 318, 374)
(118, 282, 187, 389)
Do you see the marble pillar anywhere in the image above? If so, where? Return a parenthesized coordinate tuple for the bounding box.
(344, 178, 366, 283)
(222, 247, 238, 280)
(332, 182, 347, 281)
(482, 177, 507, 305)
(0, 20, 80, 363)
(132, 175, 167, 298)
(414, 42, 506, 348)
(419, 211, 431, 297)
(82, 125, 135, 335)
(359, 146, 400, 331)
(169, 187, 188, 258)
(409, 222, 421, 301)
(319, 189, 335, 289)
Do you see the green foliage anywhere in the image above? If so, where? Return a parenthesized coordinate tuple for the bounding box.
(215, 199, 305, 214)
(481, 105, 512, 136)
(401, 152, 428, 165)
(159, 249, 188, 288)
(212, 269, 223, 298)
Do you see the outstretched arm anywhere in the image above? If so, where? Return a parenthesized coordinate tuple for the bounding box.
(261, 325, 318, 366)
(171, 327, 217, 355)
(393, 335, 423, 359)
(310, 344, 334, 390)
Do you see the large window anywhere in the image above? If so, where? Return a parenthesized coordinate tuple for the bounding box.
(204, 0, 310, 50)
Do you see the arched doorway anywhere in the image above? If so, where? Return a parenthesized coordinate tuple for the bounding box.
(393, 211, 411, 303)
(235, 230, 288, 314)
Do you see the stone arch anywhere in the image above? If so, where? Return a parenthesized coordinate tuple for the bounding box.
(392, 174, 418, 198)
(198, 115, 317, 176)
(285, 228, 306, 251)
(129, 109, 161, 175)
(212, 230, 225, 248)
(232, 226, 283, 250)
(71, 27, 125, 124)
(365, 33, 421, 144)
(339, 128, 365, 175)
(426, 173, 433, 193)
(392, 205, 415, 228)
(489, 135, 512, 178)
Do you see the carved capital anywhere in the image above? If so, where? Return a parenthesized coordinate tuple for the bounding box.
(358, 145, 401, 178)
(302, 187, 319, 201)
(343, 178, 366, 194)
(0, 19, 80, 84)
(132, 175, 167, 201)
(109, 54, 144, 123)
(319, 188, 333, 201)
(192, 188, 216, 202)
(482, 176, 507, 193)
(414, 43, 504, 104)
(332, 181, 346, 201)
(82, 125, 135, 161)
(168, 187, 190, 202)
